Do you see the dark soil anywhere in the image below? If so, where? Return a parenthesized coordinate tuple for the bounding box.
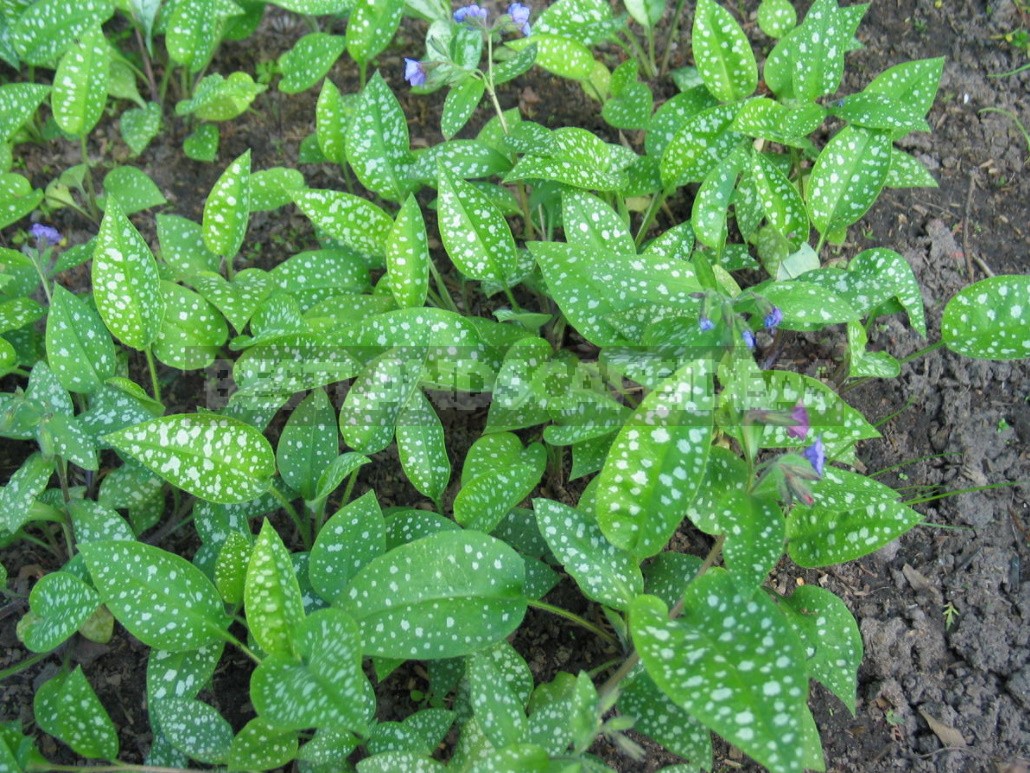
(1, 1, 1028, 772)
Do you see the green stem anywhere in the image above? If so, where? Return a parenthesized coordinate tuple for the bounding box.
(144, 347, 162, 403)
(502, 285, 522, 313)
(645, 24, 657, 78)
(340, 467, 360, 507)
(659, 0, 689, 75)
(79, 135, 98, 218)
(905, 479, 1027, 506)
(869, 451, 960, 478)
(223, 253, 235, 281)
(898, 339, 945, 365)
(31, 250, 53, 305)
(634, 190, 667, 248)
(428, 258, 459, 313)
(528, 599, 619, 648)
(271, 486, 311, 550)
(216, 627, 261, 665)
(0, 650, 49, 681)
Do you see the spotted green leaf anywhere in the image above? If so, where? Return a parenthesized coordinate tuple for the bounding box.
(660, 103, 746, 189)
(153, 281, 228, 370)
(147, 643, 224, 712)
(535, 0, 621, 45)
(276, 389, 337, 501)
(830, 92, 929, 133)
(779, 585, 862, 714)
(51, 25, 108, 137)
(213, 530, 250, 605)
(596, 359, 715, 559)
(505, 35, 595, 81)
(437, 170, 517, 285)
(271, 248, 369, 310)
(309, 491, 385, 604)
(692, 149, 745, 250)
(183, 122, 219, 161)
(631, 574, 814, 773)
(0, 296, 42, 334)
(346, 0, 403, 65)
(732, 98, 825, 148)
(101, 165, 167, 214)
(11, 0, 114, 66)
(751, 152, 808, 249)
(0, 82, 50, 143)
(190, 268, 273, 331)
(941, 275, 1030, 361)
(176, 72, 266, 122)
(0, 172, 44, 230)
(620, 668, 713, 767)
(396, 389, 450, 505)
(228, 718, 299, 770)
(341, 348, 424, 454)
(155, 698, 232, 764)
(367, 707, 456, 757)
(68, 500, 134, 543)
(157, 214, 219, 277)
(865, 57, 945, 120)
(693, 0, 757, 102)
(602, 59, 653, 131)
(468, 650, 528, 749)
(442, 76, 485, 140)
(39, 412, 98, 471)
(786, 468, 921, 566)
(0, 453, 53, 541)
(249, 167, 305, 211)
(533, 498, 642, 611)
(80, 540, 232, 651)
(562, 189, 634, 253)
(166, 0, 241, 73)
(250, 607, 375, 732)
(806, 126, 891, 236)
(105, 413, 275, 504)
(43, 286, 113, 394)
(278, 33, 345, 94)
(92, 202, 163, 350)
(341, 530, 527, 660)
(313, 452, 372, 503)
(17, 571, 101, 652)
(454, 436, 544, 534)
(203, 149, 250, 260)
(717, 491, 785, 588)
(291, 188, 393, 264)
(885, 148, 938, 189)
(34, 667, 118, 760)
(758, 280, 858, 331)
(245, 520, 305, 658)
(385, 195, 430, 309)
(505, 128, 637, 192)
(346, 72, 413, 202)
(315, 79, 354, 166)
(79, 379, 164, 440)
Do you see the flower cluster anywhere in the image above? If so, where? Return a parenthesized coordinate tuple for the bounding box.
(29, 223, 61, 248)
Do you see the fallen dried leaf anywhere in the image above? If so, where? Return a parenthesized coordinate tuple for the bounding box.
(918, 708, 966, 748)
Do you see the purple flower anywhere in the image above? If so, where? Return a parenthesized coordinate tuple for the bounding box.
(787, 403, 809, 440)
(803, 436, 825, 478)
(698, 316, 715, 332)
(454, 4, 489, 23)
(741, 329, 756, 349)
(764, 305, 783, 331)
(29, 223, 61, 247)
(404, 58, 427, 87)
(508, 2, 531, 35)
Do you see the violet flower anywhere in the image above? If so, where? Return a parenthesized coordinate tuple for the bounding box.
(764, 305, 783, 332)
(29, 223, 61, 248)
(404, 58, 427, 87)
(454, 4, 489, 23)
(698, 316, 715, 332)
(508, 2, 531, 35)
(741, 329, 756, 349)
(803, 435, 825, 478)
(787, 403, 810, 440)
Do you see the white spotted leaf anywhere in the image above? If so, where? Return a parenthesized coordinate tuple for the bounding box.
(248, 167, 305, 211)
(313, 452, 372, 503)
(941, 275, 1030, 361)
(562, 189, 634, 254)
(154, 697, 232, 764)
(68, 499, 134, 543)
(757, 280, 858, 331)
(865, 57, 945, 119)
(17, 571, 101, 652)
(750, 152, 808, 249)
(885, 148, 938, 189)
(245, 520, 306, 658)
(272, 248, 370, 309)
(203, 149, 250, 260)
(34, 667, 118, 760)
(660, 103, 745, 188)
(101, 165, 167, 214)
(442, 76, 485, 140)
(316, 79, 354, 166)
(340, 348, 425, 454)
(806, 126, 891, 236)
(468, 651, 528, 749)
(250, 607, 375, 732)
(153, 281, 229, 370)
(11, 0, 114, 66)
(533, 498, 642, 611)
(0, 173, 44, 231)
(165, 0, 241, 73)
(80, 539, 232, 651)
(278, 33, 346, 94)
(157, 214, 220, 277)
(104, 413, 276, 504)
(454, 434, 545, 533)
(228, 718, 299, 770)
(0, 83, 50, 143)
(45, 285, 116, 394)
(596, 358, 715, 559)
(0, 453, 53, 541)
(366, 707, 456, 757)
(396, 389, 450, 505)
(276, 388, 338, 501)
(779, 585, 862, 714)
(438, 170, 517, 285)
(291, 188, 393, 264)
(619, 667, 713, 767)
(692, 148, 745, 250)
(92, 202, 164, 350)
(346, 0, 404, 66)
(631, 574, 814, 773)
(385, 195, 430, 308)
(190, 268, 273, 332)
(345, 72, 413, 202)
(692, 0, 757, 102)
(120, 101, 162, 155)
(505, 35, 595, 81)
(340, 530, 527, 660)
(214, 530, 251, 605)
(309, 491, 386, 605)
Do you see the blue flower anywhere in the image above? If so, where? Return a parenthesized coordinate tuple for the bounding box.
(803, 436, 825, 478)
(698, 316, 715, 332)
(508, 2, 531, 35)
(29, 223, 61, 247)
(741, 329, 756, 349)
(454, 4, 489, 23)
(764, 305, 783, 331)
(404, 58, 427, 87)
(787, 403, 810, 440)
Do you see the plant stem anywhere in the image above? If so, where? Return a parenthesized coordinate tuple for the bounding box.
(898, 339, 945, 365)
(0, 650, 49, 681)
(340, 467, 360, 507)
(79, 135, 98, 218)
(144, 347, 162, 403)
(597, 535, 725, 702)
(271, 486, 311, 550)
(659, 0, 689, 75)
(528, 599, 619, 648)
(216, 627, 261, 665)
(134, 25, 159, 102)
(905, 479, 1027, 506)
(427, 258, 460, 313)
(634, 190, 667, 248)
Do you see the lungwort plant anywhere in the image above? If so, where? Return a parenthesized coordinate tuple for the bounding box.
(1, 0, 1028, 771)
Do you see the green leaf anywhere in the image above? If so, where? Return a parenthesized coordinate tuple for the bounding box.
(39, 413, 98, 470)
(0, 454, 53, 541)
(183, 122, 219, 161)
(368, 708, 455, 756)
(596, 359, 715, 558)
(468, 650, 528, 748)
(92, 202, 163, 350)
(941, 275, 1030, 360)
(346, 0, 403, 65)
(533, 498, 643, 610)
(270, 248, 369, 309)
(493, 41, 537, 84)
(0, 296, 43, 335)
(153, 281, 229, 370)
(442, 76, 485, 139)
(341, 530, 526, 659)
(250, 607, 375, 732)
(315, 79, 353, 166)
(190, 268, 272, 331)
(750, 152, 808, 249)
(11, 0, 114, 66)
(620, 668, 713, 767)
(34, 667, 118, 760)
(806, 126, 890, 237)
(505, 35, 595, 81)
(732, 98, 824, 148)
(340, 349, 424, 454)
(102, 165, 167, 214)
(692, 148, 745, 250)
(632, 575, 812, 773)
(865, 57, 945, 119)
(276, 389, 337, 501)
(249, 167, 305, 211)
(51, 25, 108, 137)
(18, 571, 101, 652)
(885, 148, 938, 189)
(246, 520, 306, 657)
(214, 530, 251, 604)
(291, 188, 392, 263)
(757, 279, 858, 331)
(692, 0, 757, 102)
(385, 195, 430, 309)
(309, 490, 386, 604)
(535, 0, 621, 46)
(228, 718, 299, 771)
(505, 127, 637, 192)
(601, 60, 653, 130)
(165, 0, 240, 73)
(454, 433, 545, 533)
(396, 389, 450, 504)
(105, 413, 276, 504)
(203, 149, 250, 259)
(830, 92, 929, 133)
(43, 286, 114, 394)
(0, 83, 50, 143)
(437, 170, 517, 284)
(155, 698, 232, 764)
(68, 499, 134, 543)
(358, 753, 445, 772)
(661, 103, 745, 188)
(81, 540, 231, 651)
(278, 32, 346, 94)
(147, 642, 224, 707)
(176, 72, 266, 121)
(562, 189, 634, 253)
(779, 585, 862, 714)
(0, 173, 43, 231)
(346, 72, 412, 201)
(313, 452, 371, 503)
